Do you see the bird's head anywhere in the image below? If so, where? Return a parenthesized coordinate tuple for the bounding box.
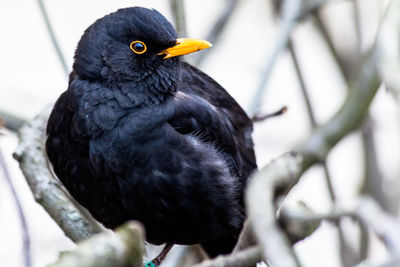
(73, 7, 211, 105)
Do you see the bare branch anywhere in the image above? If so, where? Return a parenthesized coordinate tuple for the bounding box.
(300, 49, 381, 170)
(361, 121, 398, 214)
(248, 0, 302, 114)
(194, 0, 241, 66)
(278, 201, 321, 244)
(238, 37, 381, 265)
(246, 153, 302, 267)
(0, 110, 27, 132)
(13, 107, 103, 242)
(36, 0, 69, 76)
(289, 33, 359, 266)
(282, 197, 400, 254)
(248, 0, 333, 115)
(47, 221, 145, 267)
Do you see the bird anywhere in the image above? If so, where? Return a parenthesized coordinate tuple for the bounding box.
(46, 6, 257, 264)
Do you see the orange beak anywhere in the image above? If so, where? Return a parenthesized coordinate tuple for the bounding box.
(158, 38, 213, 59)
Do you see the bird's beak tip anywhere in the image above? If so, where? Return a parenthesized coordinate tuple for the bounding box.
(159, 38, 213, 59)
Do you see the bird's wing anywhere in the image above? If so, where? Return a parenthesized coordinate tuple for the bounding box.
(169, 62, 257, 181)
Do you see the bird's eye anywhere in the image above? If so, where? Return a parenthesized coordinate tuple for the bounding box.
(130, 41, 147, 54)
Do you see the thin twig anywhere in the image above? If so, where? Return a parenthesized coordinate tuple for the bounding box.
(248, 0, 303, 115)
(36, 0, 69, 77)
(288, 40, 316, 127)
(312, 12, 349, 80)
(0, 147, 31, 267)
(288, 39, 337, 199)
(251, 106, 287, 123)
(194, 0, 241, 66)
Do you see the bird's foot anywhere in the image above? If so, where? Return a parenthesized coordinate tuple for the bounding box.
(144, 243, 174, 267)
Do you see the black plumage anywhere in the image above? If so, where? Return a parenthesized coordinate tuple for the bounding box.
(46, 7, 257, 258)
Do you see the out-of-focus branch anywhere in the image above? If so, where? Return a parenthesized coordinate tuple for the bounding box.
(312, 12, 356, 81)
(312, 7, 391, 215)
(361, 121, 398, 214)
(278, 201, 321, 244)
(36, 0, 69, 77)
(283, 197, 400, 254)
(47, 221, 145, 267)
(13, 107, 103, 242)
(313, 0, 398, 218)
(300, 49, 380, 170)
(377, 0, 400, 104)
(355, 197, 400, 254)
(289, 31, 359, 267)
(197, 202, 320, 267)
(248, 0, 302, 115)
(248, 0, 332, 115)
(0, 147, 31, 267)
(288, 39, 337, 201)
(194, 0, 241, 66)
(238, 43, 381, 265)
(246, 153, 302, 267)
(169, 0, 187, 37)
(0, 110, 27, 132)
(312, 4, 391, 263)
(201, 196, 398, 267)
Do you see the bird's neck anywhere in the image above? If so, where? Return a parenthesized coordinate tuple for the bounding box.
(104, 62, 182, 107)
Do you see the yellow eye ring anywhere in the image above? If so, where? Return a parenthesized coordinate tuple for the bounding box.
(130, 40, 147, 54)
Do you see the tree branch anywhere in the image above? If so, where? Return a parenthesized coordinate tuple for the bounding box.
(247, 153, 302, 267)
(0, 110, 27, 132)
(248, 0, 333, 115)
(36, 0, 69, 76)
(300, 48, 380, 171)
(238, 37, 381, 265)
(47, 221, 145, 267)
(248, 0, 302, 115)
(13, 107, 103, 243)
(194, 0, 241, 66)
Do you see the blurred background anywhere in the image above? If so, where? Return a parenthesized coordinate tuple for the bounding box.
(1, 0, 399, 266)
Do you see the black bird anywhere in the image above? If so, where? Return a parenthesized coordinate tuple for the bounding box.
(46, 7, 257, 262)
